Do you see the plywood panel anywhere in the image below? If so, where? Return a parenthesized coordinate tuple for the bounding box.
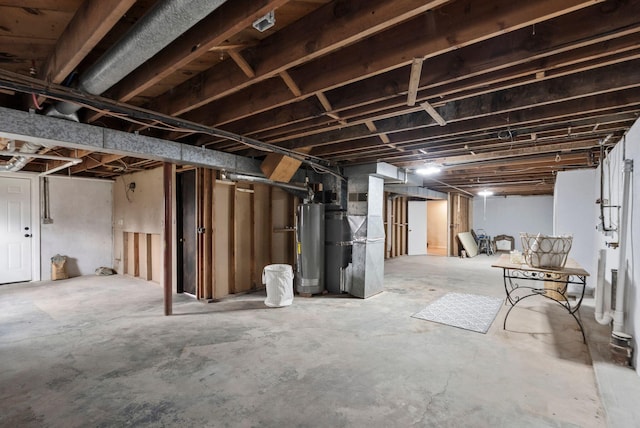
(151, 233, 162, 284)
(126, 232, 135, 275)
(271, 187, 294, 264)
(400, 197, 408, 256)
(214, 181, 233, 298)
(253, 184, 271, 288)
(123, 231, 129, 274)
(202, 169, 213, 299)
(234, 186, 253, 293)
(139, 233, 149, 280)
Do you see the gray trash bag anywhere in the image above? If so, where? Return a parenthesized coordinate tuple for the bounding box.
(95, 267, 117, 276)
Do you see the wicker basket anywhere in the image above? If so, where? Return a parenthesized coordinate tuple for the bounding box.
(520, 233, 573, 269)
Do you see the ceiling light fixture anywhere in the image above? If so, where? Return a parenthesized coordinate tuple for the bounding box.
(420, 101, 447, 126)
(253, 10, 276, 32)
(478, 190, 493, 221)
(416, 164, 442, 175)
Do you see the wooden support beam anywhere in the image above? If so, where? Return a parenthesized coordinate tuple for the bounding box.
(196, 168, 204, 299)
(163, 162, 173, 316)
(198, 20, 640, 147)
(211, 173, 217, 300)
(145, 233, 153, 281)
(280, 60, 640, 151)
(316, 92, 333, 112)
(151, 0, 450, 117)
(183, 0, 605, 132)
(228, 50, 255, 78)
(407, 58, 423, 106)
(230, 183, 236, 295)
(280, 71, 302, 97)
(420, 101, 447, 126)
(133, 232, 140, 277)
(203, 169, 213, 300)
(431, 140, 603, 166)
(316, 92, 348, 125)
(250, 184, 256, 289)
(123, 232, 129, 275)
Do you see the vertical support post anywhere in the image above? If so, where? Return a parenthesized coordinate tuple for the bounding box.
(250, 184, 256, 289)
(229, 183, 236, 294)
(203, 169, 213, 299)
(163, 162, 173, 316)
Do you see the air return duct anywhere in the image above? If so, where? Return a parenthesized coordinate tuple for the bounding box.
(0, 142, 41, 172)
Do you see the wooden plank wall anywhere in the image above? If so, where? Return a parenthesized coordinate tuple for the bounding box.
(123, 231, 161, 283)
(449, 193, 471, 256)
(383, 193, 408, 259)
(195, 170, 295, 300)
(271, 187, 296, 265)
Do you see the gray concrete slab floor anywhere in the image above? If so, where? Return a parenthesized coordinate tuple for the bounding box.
(0, 254, 634, 427)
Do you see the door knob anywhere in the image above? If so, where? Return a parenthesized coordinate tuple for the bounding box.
(24, 234, 32, 238)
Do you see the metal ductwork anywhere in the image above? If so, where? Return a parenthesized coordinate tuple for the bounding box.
(225, 172, 314, 200)
(48, 0, 229, 117)
(0, 142, 41, 172)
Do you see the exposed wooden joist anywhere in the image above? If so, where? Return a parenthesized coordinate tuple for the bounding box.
(88, 0, 289, 119)
(407, 58, 423, 106)
(244, 32, 640, 147)
(430, 140, 604, 166)
(70, 153, 125, 173)
(38, 0, 135, 86)
(150, 0, 451, 117)
(180, 0, 604, 132)
(278, 60, 640, 151)
(279, 70, 302, 97)
(228, 49, 255, 78)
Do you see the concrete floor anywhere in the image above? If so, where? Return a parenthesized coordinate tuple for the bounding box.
(0, 254, 634, 427)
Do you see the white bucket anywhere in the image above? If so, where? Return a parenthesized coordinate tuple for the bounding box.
(262, 264, 294, 307)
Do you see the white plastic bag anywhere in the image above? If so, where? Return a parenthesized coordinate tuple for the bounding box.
(262, 264, 294, 307)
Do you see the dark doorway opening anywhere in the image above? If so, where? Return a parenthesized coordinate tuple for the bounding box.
(177, 169, 196, 295)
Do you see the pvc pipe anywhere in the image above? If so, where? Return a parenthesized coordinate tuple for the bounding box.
(612, 159, 633, 332)
(595, 249, 613, 325)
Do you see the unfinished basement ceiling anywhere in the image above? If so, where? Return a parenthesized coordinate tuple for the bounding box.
(1, 0, 639, 195)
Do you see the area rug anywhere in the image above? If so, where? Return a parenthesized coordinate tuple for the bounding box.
(412, 292, 503, 334)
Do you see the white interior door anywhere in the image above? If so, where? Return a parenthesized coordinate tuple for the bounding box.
(407, 200, 427, 255)
(0, 176, 32, 284)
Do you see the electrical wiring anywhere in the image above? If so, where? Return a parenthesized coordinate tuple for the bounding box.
(0, 69, 344, 180)
(31, 93, 42, 110)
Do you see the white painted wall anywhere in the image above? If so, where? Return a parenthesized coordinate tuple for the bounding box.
(472, 195, 553, 251)
(554, 169, 597, 283)
(589, 120, 640, 374)
(427, 200, 447, 248)
(40, 176, 113, 280)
